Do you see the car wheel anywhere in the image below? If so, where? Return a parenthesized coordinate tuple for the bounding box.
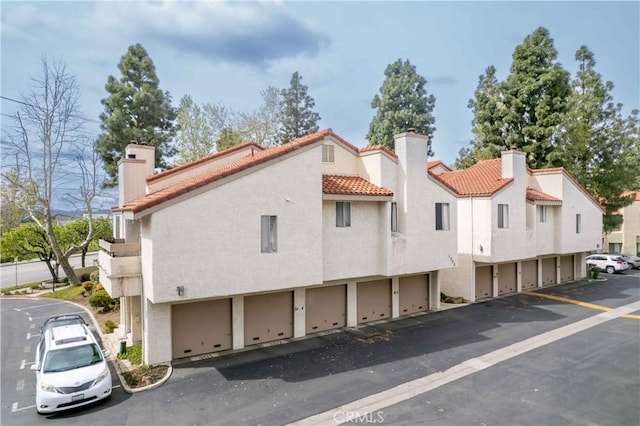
(606, 266, 615, 274)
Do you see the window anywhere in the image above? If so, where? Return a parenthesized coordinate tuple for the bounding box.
(322, 144, 334, 163)
(608, 243, 622, 254)
(336, 202, 351, 227)
(261, 215, 277, 253)
(498, 204, 509, 229)
(576, 213, 581, 234)
(435, 203, 450, 230)
(539, 205, 547, 223)
(391, 202, 398, 232)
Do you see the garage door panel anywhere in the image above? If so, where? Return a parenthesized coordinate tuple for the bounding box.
(244, 292, 293, 345)
(521, 260, 537, 290)
(542, 257, 556, 286)
(306, 285, 346, 333)
(357, 279, 391, 324)
(172, 298, 231, 359)
(498, 263, 516, 295)
(399, 275, 429, 315)
(475, 266, 492, 300)
(560, 255, 574, 282)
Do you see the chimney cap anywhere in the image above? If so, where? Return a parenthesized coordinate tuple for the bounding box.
(140, 141, 149, 146)
(407, 128, 416, 133)
(130, 140, 137, 144)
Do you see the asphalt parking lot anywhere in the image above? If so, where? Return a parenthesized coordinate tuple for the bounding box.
(1, 270, 638, 425)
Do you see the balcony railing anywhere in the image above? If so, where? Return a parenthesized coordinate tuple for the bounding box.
(97, 239, 142, 298)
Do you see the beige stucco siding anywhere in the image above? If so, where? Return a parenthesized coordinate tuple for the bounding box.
(143, 146, 323, 303)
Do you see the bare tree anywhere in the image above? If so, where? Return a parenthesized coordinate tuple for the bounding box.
(2, 57, 103, 286)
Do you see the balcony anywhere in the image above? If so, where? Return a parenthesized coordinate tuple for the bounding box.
(97, 239, 142, 298)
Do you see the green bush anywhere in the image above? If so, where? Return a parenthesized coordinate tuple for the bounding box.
(104, 320, 117, 334)
(82, 281, 94, 294)
(30, 284, 42, 290)
(80, 272, 92, 282)
(89, 289, 115, 311)
(90, 270, 100, 283)
(590, 265, 601, 279)
(120, 344, 142, 365)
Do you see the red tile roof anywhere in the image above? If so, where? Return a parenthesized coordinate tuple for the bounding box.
(147, 141, 264, 183)
(526, 187, 561, 202)
(122, 129, 336, 214)
(622, 191, 640, 201)
(358, 145, 398, 158)
(427, 160, 451, 171)
(433, 158, 513, 196)
(323, 175, 394, 196)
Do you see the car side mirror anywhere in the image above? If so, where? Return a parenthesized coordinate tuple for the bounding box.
(103, 350, 111, 358)
(30, 364, 39, 371)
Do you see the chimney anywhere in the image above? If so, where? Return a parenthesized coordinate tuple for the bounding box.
(394, 130, 430, 233)
(118, 142, 156, 206)
(501, 148, 526, 180)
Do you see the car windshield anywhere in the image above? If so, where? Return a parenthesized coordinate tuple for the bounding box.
(43, 344, 103, 373)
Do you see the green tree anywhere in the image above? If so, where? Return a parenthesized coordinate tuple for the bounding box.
(1, 169, 28, 233)
(239, 86, 282, 147)
(0, 222, 60, 282)
(456, 66, 508, 169)
(500, 27, 571, 168)
(367, 59, 436, 153)
(174, 95, 217, 164)
(97, 43, 177, 185)
(549, 46, 640, 232)
(59, 218, 112, 267)
(216, 127, 243, 152)
(278, 72, 320, 144)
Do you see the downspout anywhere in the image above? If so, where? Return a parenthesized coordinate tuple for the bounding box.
(470, 196, 474, 298)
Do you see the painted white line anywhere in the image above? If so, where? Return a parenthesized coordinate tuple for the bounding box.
(11, 402, 36, 413)
(27, 333, 31, 340)
(25, 311, 31, 315)
(290, 300, 640, 426)
(112, 384, 122, 389)
(16, 379, 24, 391)
(24, 345, 30, 353)
(28, 316, 32, 321)
(13, 308, 21, 312)
(20, 359, 25, 369)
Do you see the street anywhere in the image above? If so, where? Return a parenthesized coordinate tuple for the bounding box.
(1, 271, 638, 425)
(0, 253, 98, 288)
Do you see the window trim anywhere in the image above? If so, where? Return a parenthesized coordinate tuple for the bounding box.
(576, 213, 581, 234)
(539, 205, 547, 223)
(336, 202, 351, 227)
(498, 204, 509, 229)
(435, 202, 450, 231)
(391, 202, 398, 232)
(261, 215, 277, 253)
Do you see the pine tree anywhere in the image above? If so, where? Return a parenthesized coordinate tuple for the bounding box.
(97, 44, 177, 185)
(367, 59, 436, 153)
(500, 27, 571, 168)
(277, 72, 320, 144)
(549, 46, 640, 232)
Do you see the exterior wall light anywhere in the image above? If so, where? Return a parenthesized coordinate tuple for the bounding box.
(177, 286, 185, 296)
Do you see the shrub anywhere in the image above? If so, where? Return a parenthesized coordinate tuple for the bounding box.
(82, 281, 94, 294)
(90, 270, 100, 283)
(30, 284, 42, 290)
(104, 320, 117, 334)
(80, 272, 92, 282)
(89, 290, 115, 311)
(94, 283, 104, 292)
(590, 265, 600, 279)
(119, 344, 142, 365)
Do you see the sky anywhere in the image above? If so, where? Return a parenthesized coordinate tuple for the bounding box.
(1, 1, 639, 209)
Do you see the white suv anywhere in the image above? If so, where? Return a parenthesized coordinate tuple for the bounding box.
(586, 254, 630, 274)
(31, 324, 112, 414)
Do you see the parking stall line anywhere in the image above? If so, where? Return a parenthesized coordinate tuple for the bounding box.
(20, 359, 25, 369)
(523, 291, 640, 319)
(11, 402, 36, 413)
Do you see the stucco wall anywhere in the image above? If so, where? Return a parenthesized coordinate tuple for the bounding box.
(323, 201, 387, 281)
(557, 174, 602, 253)
(143, 145, 324, 303)
(321, 138, 358, 175)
